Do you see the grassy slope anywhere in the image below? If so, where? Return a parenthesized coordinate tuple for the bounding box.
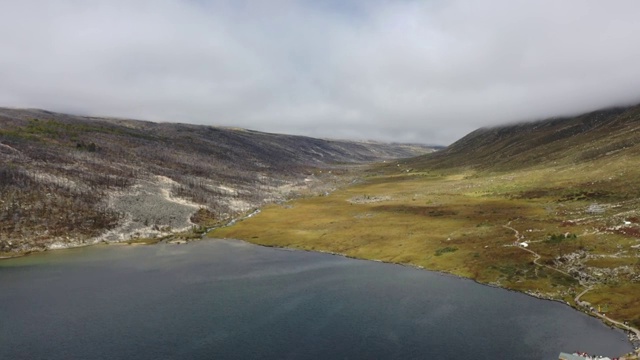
(210, 104, 640, 328)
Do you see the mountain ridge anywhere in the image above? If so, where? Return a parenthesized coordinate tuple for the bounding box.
(0, 107, 433, 255)
(405, 103, 640, 171)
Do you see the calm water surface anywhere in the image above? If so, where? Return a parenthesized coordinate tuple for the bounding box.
(0, 240, 632, 359)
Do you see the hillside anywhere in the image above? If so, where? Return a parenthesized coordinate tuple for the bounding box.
(405, 104, 640, 171)
(210, 103, 640, 341)
(0, 108, 433, 255)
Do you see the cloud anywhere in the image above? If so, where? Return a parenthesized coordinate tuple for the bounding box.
(1, 0, 640, 145)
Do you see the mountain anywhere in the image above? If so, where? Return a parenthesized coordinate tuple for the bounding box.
(405, 104, 640, 171)
(0, 108, 434, 255)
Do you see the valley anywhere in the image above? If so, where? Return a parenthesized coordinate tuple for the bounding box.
(0, 107, 433, 255)
(209, 104, 640, 343)
(3, 104, 640, 355)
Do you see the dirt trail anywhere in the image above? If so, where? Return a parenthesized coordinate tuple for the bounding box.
(575, 287, 640, 344)
(503, 222, 640, 347)
(574, 286, 592, 304)
(502, 223, 573, 278)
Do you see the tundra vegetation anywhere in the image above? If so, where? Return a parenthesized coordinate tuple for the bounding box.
(0, 108, 431, 254)
(210, 104, 640, 330)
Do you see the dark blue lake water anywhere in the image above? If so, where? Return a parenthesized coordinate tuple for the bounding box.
(0, 240, 632, 359)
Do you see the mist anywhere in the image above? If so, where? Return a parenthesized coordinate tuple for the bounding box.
(2, 0, 640, 145)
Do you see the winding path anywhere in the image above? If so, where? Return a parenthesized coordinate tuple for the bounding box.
(502, 223, 573, 279)
(574, 286, 592, 304)
(574, 287, 640, 343)
(503, 223, 640, 346)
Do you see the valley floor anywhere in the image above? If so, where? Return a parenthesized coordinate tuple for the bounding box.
(209, 155, 640, 342)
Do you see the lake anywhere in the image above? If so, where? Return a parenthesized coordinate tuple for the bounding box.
(0, 239, 632, 359)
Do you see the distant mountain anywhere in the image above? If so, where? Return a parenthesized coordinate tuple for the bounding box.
(405, 104, 640, 171)
(0, 108, 434, 254)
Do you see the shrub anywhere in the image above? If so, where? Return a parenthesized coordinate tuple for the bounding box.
(545, 233, 577, 244)
(435, 246, 458, 256)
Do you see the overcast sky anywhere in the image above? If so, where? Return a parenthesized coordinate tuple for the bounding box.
(2, 0, 640, 145)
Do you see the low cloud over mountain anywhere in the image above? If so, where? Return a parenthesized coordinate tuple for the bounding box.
(2, 0, 640, 144)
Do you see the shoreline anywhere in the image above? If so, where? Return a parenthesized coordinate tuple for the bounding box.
(214, 237, 640, 354)
(0, 208, 261, 261)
